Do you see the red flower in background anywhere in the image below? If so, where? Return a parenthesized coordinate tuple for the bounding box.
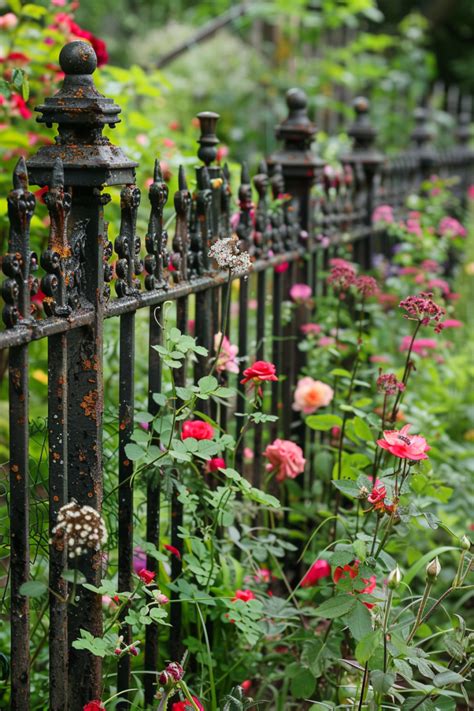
(172, 698, 204, 711)
(137, 568, 155, 585)
(232, 589, 255, 602)
(11, 94, 32, 120)
(367, 484, 386, 505)
(301, 559, 331, 587)
(83, 702, 105, 711)
(164, 543, 181, 559)
(333, 562, 377, 609)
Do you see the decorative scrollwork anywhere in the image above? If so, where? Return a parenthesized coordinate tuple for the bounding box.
(253, 160, 272, 258)
(269, 163, 287, 254)
(235, 163, 253, 255)
(2, 157, 38, 328)
(189, 166, 212, 277)
(40, 157, 81, 317)
(219, 163, 232, 239)
(170, 165, 191, 283)
(144, 160, 169, 291)
(114, 184, 142, 297)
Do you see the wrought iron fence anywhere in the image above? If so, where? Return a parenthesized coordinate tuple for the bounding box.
(1, 40, 473, 710)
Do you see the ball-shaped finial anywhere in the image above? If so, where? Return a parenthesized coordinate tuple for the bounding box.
(286, 87, 307, 111)
(59, 41, 97, 75)
(353, 96, 369, 114)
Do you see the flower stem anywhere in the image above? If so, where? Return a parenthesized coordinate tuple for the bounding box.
(390, 320, 421, 422)
(407, 580, 433, 643)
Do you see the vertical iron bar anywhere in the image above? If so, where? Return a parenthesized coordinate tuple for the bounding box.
(3, 159, 36, 710)
(144, 162, 169, 705)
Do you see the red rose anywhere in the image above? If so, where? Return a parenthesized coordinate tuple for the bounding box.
(300, 559, 331, 587)
(232, 589, 255, 602)
(137, 568, 155, 585)
(83, 702, 105, 711)
(181, 420, 214, 440)
(240, 360, 278, 385)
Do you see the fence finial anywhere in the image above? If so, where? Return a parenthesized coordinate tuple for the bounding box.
(26, 40, 137, 187)
(196, 111, 220, 166)
(346, 97, 381, 161)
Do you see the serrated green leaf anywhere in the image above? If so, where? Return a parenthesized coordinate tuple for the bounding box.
(355, 629, 381, 664)
(353, 416, 373, 441)
(370, 670, 395, 694)
(315, 594, 356, 619)
(124, 443, 146, 461)
(345, 601, 373, 640)
(433, 671, 465, 687)
(306, 414, 343, 431)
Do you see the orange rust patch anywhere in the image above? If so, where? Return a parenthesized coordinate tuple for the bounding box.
(80, 390, 98, 419)
(11, 464, 19, 473)
(53, 495, 59, 502)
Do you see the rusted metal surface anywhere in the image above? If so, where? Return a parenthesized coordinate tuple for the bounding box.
(1, 39, 473, 708)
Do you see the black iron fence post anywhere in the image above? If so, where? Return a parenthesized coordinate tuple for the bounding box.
(341, 97, 384, 270)
(26, 41, 137, 710)
(410, 106, 437, 184)
(268, 88, 322, 440)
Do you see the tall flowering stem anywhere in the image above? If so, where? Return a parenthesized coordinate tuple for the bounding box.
(391, 292, 445, 422)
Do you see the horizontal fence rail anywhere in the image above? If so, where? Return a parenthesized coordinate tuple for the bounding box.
(1, 40, 473, 710)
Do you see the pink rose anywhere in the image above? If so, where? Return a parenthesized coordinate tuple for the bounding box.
(0, 12, 18, 29)
(372, 204, 394, 224)
(214, 332, 239, 374)
(263, 438, 306, 482)
(293, 377, 333, 414)
(289, 283, 312, 302)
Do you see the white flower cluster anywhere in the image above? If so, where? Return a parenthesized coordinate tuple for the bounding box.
(51, 500, 108, 559)
(209, 237, 252, 273)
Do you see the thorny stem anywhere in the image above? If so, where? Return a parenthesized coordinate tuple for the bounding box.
(370, 515, 381, 556)
(420, 558, 472, 626)
(209, 268, 232, 377)
(390, 320, 421, 422)
(407, 580, 433, 643)
(332, 297, 366, 540)
(383, 588, 393, 673)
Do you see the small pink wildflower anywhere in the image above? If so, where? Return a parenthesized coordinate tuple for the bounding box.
(376, 372, 405, 396)
(400, 335, 437, 357)
(399, 292, 445, 331)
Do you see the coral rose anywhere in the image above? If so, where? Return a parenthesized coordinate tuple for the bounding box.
(263, 438, 306, 482)
(293, 377, 334, 414)
(182, 420, 214, 440)
(377, 424, 430, 461)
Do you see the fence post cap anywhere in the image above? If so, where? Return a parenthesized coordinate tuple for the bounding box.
(59, 40, 97, 75)
(196, 111, 220, 166)
(26, 41, 137, 187)
(342, 95, 383, 168)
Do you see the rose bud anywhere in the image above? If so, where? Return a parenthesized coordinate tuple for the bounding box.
(426, 557, 441, 581)
(387, 565, 402, 589)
